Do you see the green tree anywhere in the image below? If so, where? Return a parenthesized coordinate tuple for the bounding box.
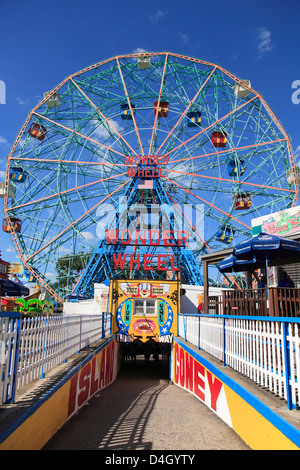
(51, 251, 91, 298)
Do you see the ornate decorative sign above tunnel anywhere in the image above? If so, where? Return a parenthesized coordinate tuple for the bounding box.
(110, 279, 179, 343)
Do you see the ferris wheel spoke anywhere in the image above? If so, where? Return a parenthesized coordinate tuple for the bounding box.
(6, 171, 128, 212)
(148, 53, 169, 156)
(8, 154, 126, 213)
(162, 167, 294, 194)
(24, 179, 130, 263)
(10, 155, 126, 172)
(155, 66, 217, 156)
(167, 138, 288, 166)
(33, 112, 128, 159)
(70, 77, 140, 158)
(115, 58, 145, 156)
(162, 175, 251, 230)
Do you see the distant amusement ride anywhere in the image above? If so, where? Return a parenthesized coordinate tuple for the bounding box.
(2, 52, 299, 303)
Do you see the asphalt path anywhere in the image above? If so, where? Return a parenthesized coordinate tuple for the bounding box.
(43, 357, 250, 451)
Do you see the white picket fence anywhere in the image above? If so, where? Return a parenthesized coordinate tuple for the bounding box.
(0, 315, 19, 406)
(178, 314, 300, 410)
(0, 313, 111, 404)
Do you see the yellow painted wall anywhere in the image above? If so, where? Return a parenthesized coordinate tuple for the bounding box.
(224, 386, 299, 450)
(0, 382, 70, 450)
(0, 338, 117, 450)
(172, 339, 300, 451)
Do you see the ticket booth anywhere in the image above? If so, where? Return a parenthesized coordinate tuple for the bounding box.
(110, 279, 179, 344)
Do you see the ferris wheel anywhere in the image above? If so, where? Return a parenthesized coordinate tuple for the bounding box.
(3, 52, 298, 301)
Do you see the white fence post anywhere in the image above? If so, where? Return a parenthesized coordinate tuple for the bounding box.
(1, 312, 112, 403)
(0, 314, 21, 404)
(282, 321, 292, 410)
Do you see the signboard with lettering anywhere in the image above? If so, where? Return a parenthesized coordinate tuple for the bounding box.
(111, 279, 179, 343)
(68, 340, 116, 419)
(251, 206, 300, 237)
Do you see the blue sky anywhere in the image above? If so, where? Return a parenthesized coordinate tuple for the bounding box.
(0, 0, 299, 265)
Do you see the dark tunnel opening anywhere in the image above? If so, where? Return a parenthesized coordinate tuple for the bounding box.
(118, 339, 171, 381)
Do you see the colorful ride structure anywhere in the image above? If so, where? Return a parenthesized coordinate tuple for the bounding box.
(2, 52, 298, 301)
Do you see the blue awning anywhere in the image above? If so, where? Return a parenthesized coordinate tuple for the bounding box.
(0, 279, 29, 297)
(234, 232, 300, 261)
(218, 254, 264, 273)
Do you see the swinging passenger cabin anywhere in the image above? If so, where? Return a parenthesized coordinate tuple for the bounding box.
(2, 218, 22, 233)
(154, 101, 169, 117)
(211, 131, 227, 148)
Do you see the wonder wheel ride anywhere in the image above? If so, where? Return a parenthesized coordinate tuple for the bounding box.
(3, 52, 298, 301)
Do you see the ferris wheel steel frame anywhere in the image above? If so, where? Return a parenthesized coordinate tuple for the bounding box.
(3, 52, 298, 303)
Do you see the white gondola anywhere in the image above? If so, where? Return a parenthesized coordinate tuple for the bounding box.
(234, 79, 251, 98)
(137, 55, 151, 69)
(286, 167, 300, 185)
(0, 182, 15, 198)
(44, 91, 61, 108)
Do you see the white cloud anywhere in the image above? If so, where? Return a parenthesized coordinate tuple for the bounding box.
(91, 118, 124, 142)
(0, 135, 8, 145)
(81, 231, 95, 241)
(149, 10, 167, 22)
(45, 272, 56, 279)
(132, 47, 148, 54)
(256, 26, 274, 58)
(17, 137, 26, 147)
(58, 246, 71, 254)
(178, 32, 190, 45)
(16, 97, 29, 105)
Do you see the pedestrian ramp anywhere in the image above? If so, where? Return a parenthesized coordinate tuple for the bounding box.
(0, 335, 299, 450)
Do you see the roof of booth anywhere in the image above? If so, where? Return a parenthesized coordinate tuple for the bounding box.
(200, 247, 233, 265)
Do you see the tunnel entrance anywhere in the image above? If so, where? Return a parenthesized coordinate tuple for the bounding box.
(118, 340, 171, 381)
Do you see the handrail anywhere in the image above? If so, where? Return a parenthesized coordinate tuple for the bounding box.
(202, 287, 300, 317)
(179, 312, 300, 322)
(178, 312, 300, 410)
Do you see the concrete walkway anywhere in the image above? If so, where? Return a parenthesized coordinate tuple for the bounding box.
(43, 358, 250, 451)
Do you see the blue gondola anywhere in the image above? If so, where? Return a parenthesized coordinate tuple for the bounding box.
(216, 226, 235, 244)
(227, 159, 245, 177)
(10, 167, 28, 183)
(187, 111, 201, 127)
(121, 103, 135, 120)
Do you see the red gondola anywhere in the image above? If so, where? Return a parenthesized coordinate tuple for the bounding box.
(233, 193, 251, 210)
(28, 123, 47, 141)
(2, 218, 22, 233)
(211, 131, 227, 148)
(154, 101, 169, 117)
